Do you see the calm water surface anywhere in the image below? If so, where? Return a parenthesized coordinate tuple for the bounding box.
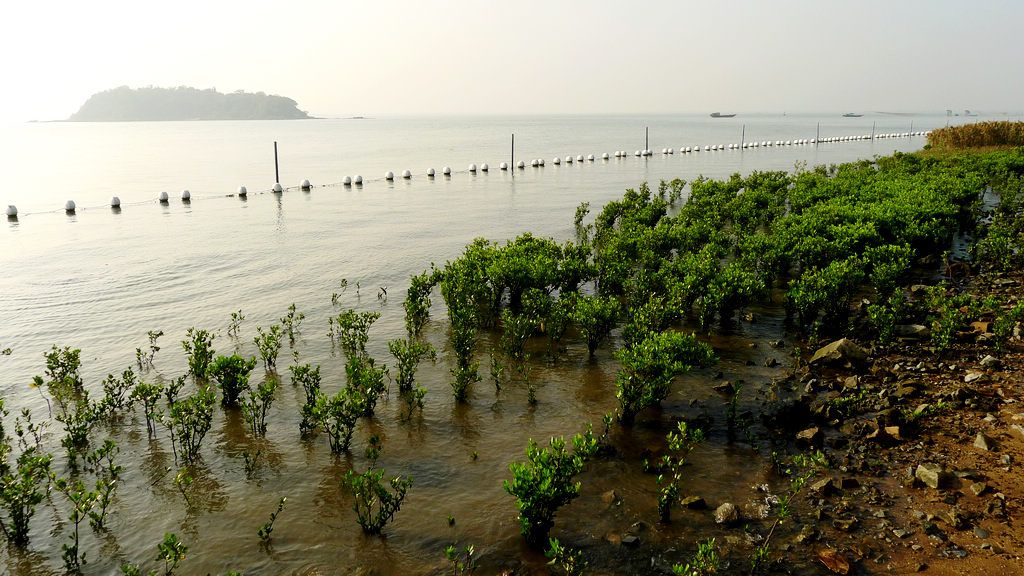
(0, 114, 986, 574)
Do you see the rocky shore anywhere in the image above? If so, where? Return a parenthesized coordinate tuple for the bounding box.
(761, 268, 1024, 574)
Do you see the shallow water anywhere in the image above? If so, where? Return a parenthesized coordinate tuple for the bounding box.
(0, 113, 984, 574)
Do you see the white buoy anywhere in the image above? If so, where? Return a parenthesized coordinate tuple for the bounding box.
(588, 154, 595, 161)
(343, 177, 352, 186)
(481, 163, 489, 172)
(443, 167, 451, 175)
(158, 192, 169, 203)
(602, 152, 609, 159)
(6, 205, 17, 218)
(517, 160, 525, 169)
(181, 189, 190, 200)
(354, 175, 363, 184)
(111, 196, 121, 208)
(273, 183, 284, 193)
(538, 159, 544, 166)
(402, 170, 412, 179)
(238, 185, 248, 196)
(469, 164, 477, 172)
(427, 168, 436, 177)
(499, 162, 508, 171)
(577, 155, 584, 162)
(65, 200, 76, 213)
(565, 156, 573, 164)
(300, 179, 311, 190)
(385, 171, 395, 181)
(553, 157, 561, 165)
(531, 159, 539, 167)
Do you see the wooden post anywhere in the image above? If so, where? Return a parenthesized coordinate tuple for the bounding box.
(741, 124, 745, 149)
(871, 121, 875, 140)
(816, 123, 820, 145)
(645, 126, 649, 151)
(511, 133, 515, 172)
(274, 141, 280, 184)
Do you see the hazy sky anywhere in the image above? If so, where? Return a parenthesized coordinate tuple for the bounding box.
(4, 0, 1021, 122)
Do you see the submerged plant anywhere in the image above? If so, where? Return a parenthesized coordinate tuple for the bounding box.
(656, 421, 704, 523)
(257, 497, 287, 543)
(504, 426, 598, 546)
(344, 436, 413, 534)
(182, 328, 216, 380)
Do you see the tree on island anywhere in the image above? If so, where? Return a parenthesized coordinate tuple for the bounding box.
(68, 86, 313, 121)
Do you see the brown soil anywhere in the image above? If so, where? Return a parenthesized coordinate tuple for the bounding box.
(772, 269, 1024, 575)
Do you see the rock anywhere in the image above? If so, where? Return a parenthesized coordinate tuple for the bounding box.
(892, 528, 914, 539)
(601, 490, 621, 506)
(964, 371, 986, 383)
(714, 502, 739, 525)
(832, 517, 858, 532)
(680, 495, 707, 510)
(974, 526, 990, 539)
(769, 339, 784, 348)
(621, 535, 640, 547)
(765, 357, 779, 368)
(796, 427, 823, 447)
(909, 284, 931, 297)
(939, 508, 968, 530)
(713, 381, 734, 393)
(1010, 424, 1024, 440)
(809, 338, 869, 369)
(980, 355, 1001, 369)
(974, 432, 997, 452)
(809, 477, 836, 497)
(839, 477, 861, 490)
(894, 324, 930, 339)
(795, 524, 819, 544)
(969, 482, 988, 497)
(843, 376, 860, 389)
(915, 463, 952, 489)
(818, 548, 851, 574)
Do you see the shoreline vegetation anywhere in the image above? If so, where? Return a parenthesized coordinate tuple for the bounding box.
(3, 122, 1024, 574)
(66, 86, 313, 122)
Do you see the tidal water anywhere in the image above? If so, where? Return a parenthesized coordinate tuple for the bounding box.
(0, 113, 980, 574)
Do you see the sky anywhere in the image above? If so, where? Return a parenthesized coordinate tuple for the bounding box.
(2, 0, 1021, 123)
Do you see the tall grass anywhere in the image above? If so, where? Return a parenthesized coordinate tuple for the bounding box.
(928, 121, 1024, 149)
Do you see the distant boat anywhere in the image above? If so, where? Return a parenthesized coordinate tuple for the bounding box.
(842, 113, 863, 118)
(709, 112, 736, 118)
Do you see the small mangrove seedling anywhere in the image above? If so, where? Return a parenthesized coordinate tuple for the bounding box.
(388, 338, 436, 393)
(281, 303, 304, 345)
(209, 355, 258, 408)
(242, 449, 262, 477)
(242, 375, 279, 436)
(290, 363, 322, 435)
(656, 421, 704, 523)
(488, 347, 503, 391)
(136, 330, 163, 370)
(344, 436, 413, 534)
(1, 347, 11, 355)
(173, 467, 194, 507)
(253, 325, 284, 371)
(53, 477, 99, 573)
(166, 387, 216, 463)
(504, 426, 598, 546)
(257, 497, 287, 544)
(120, 533, 190, 576)
(316, 385, 364, 453)
(673, 538, 720, 576)
(228, 310, 245, 337)
(546, 538, 586, 576)
(182, 328, 216, 380)
(445, 545, 477, 576)
(0, 396, 53, 546)
(130, 380, 163, 438)
(98, 368, 139, 416)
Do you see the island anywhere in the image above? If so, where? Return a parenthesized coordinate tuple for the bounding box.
(67, 86, 313, 121)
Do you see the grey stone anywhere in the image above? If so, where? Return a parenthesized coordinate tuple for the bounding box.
(974, 526, 990, 539)
(969, 482, 988, 496)
(915, 462, 951, 489)
(714, 502, 740, 525)
(621, 535, 640, 547)
(808, 338, 869, 369)
(981, 355, 1001, 369)
(974, 432, 997, 452)
(894, 324, 930, 339)
(965, 371, 986, 384)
